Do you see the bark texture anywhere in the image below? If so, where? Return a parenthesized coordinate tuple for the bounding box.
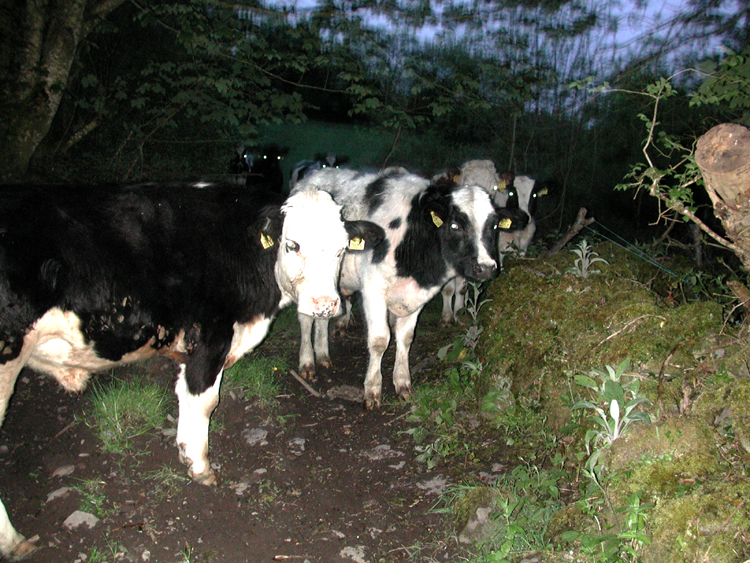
(0, 0, 126, 181)
(696, 123, 750, 271)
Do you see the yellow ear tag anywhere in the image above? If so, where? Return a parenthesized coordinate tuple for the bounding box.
(499, 179, 507, 191)
(430, 211, 444, 228)
(539, 187, 548, 196)
(348, 237, 365, 251)
(260, 233, 274, 249)
(498, 218, 512, 230)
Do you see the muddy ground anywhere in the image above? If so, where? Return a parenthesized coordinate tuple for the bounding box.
(0, 300, 487, 563)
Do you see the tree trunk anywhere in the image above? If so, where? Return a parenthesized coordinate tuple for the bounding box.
(0, 0, 127, 181)
(695, 123, 750, 272)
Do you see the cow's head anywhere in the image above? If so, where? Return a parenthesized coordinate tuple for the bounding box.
(269, 188, 384, 317)
(496, 174, 551, 217)
(423, 183, 500, 282)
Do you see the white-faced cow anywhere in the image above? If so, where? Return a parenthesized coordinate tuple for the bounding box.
(0, 181, 383, 558)
(439, 159, 522, 325)
(292, 167, 527, 408)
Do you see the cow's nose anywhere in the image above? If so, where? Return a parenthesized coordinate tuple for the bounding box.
(474, 263, 497, 280)
(312, 296, 340, 318)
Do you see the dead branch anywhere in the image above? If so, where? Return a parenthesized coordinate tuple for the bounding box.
(543, 207, 595, 255)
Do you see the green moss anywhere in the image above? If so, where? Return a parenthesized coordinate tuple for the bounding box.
(445, 241, 750, 562)
(606, 416, 720, 483)
(693, 377, 750, 453)
(646, 477, 750, 563)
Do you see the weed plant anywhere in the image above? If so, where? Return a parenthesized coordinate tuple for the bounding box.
(568, 238, 609, 278)
(71, 477, 117, 519)
(87, 377, 169, 455)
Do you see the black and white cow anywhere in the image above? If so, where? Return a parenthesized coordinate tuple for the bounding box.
(0, 181, 383, 558)
(495, 173, 549, 258)
(289, 152, 350, 190)
(229, 143, 253, 183)
(440, 160, 521, 325)
(292, 167, 527, 408)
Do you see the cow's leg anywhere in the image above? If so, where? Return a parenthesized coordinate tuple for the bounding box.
(392, 309, 421, 400)
(298, 312, 316, 379)
(334, 296, 353, 336)
(0, 361, 37, 558)
(175, 364, 222, 485)
(362, 293, 390, 409)
(453, 277, 468, 322)
(440, 279, 456, 326)
(313, 317, 331, 368)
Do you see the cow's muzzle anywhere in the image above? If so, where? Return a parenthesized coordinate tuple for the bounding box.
(471, 262, 497, 281)
(311, 296, 340, 318)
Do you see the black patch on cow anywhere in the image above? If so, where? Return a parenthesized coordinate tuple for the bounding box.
(364, 177, 389, 214)
(371, 238, 390, 265)
(0, 182, 285, 394)
(388, 217, 401, 230)
(394, 188, 452, 288)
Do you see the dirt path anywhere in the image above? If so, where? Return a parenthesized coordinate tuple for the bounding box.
(0, 304, 473, 563)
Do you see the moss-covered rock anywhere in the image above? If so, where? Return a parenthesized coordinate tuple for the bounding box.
(469, 240, 750, 562)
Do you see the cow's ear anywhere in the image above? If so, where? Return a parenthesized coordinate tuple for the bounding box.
(498, 171, 515, 192)
(536, 179, 556, 197)
(255, 206, 283, 250)
(425, 201, 449, 229)
(497, 208, 529, 232)
(421, 188, 450, 229)
(345, 220, 385, 251)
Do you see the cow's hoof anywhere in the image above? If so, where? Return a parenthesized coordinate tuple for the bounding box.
(364, 397, 381, 409)
(192, 470, 218, 486)
(299, 364, 316, 380)
(9, 537, 38, 560)
(317, 358, 332, 369)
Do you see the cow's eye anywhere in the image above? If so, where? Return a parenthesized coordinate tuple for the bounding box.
(492, 185, 498, 192)
(450, 222, 459, 230)
(286, 241, 300, 253)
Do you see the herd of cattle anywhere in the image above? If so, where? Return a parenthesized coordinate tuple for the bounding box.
(0, 149, 549, 558)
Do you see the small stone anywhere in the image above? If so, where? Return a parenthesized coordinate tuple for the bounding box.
(63, 510, 100, 531)
(46, 487, 71, 502)
(52, 465, 76, 477)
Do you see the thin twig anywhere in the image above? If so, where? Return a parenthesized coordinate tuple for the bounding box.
(593, 315, 665, 349)
(288, 370, 322, 398)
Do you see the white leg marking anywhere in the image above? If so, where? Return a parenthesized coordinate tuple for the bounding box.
(313, 317, 331, 367)
(298, 312, 316, 377)
(441, 279, 456, 325)
(0, 354, 37, 557)
(0, 499, 31, 558)
(175, 364, 222, 485)
(392, 310, 421, 399)
(362, 291, 390, 408)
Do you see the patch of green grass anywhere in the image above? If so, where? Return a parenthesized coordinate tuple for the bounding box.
(86, 377, 169, 455)
(71, 477, 117, 519)
(144, 465, 191, 500)
(224, 356, 287, 410)
(441, 459, 566, 563)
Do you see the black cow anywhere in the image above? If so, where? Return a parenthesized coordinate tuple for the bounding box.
(0, 181, 383, 558)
